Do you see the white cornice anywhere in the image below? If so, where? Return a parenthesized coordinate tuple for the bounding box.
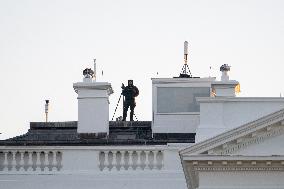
(73, 82, 113, 94)
(183, 157, 284, 189)
(211, 80, 239, 85)
(196, 97, 284, 103)
(151, 77, 216, 84)
(0, 145, 175, 151)
(183, 155, 284, 161)
(187, 158, 284, 171)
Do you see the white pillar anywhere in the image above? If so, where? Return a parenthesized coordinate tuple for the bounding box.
(153, 151, 158, 169)
(28, 152, 32, 171)
(104, 151, 109, 171)
(145, 151, 150, 169)
(137, 151, 142, 170)
(4, 152, 8, 171)
(52, 151, 57, 171)
(36, 152, 41, 171)
(121, 151, 126, 170)
(44, 152, 49, 171)
(111, 151, 116, 168)
(19, 152, 24, 171)
(11, 152, 16, 171)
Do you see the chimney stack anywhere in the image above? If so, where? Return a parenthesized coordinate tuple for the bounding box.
(211, 64, 239, 97)
(73, 67, 113, 136)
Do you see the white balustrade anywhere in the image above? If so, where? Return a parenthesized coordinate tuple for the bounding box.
(99, 150, 164, 171)
(0, 151, 62, 172)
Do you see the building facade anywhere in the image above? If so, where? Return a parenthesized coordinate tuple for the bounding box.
(1, 64, 284, 189)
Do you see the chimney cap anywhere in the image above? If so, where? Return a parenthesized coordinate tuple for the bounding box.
(83, 68, 94, 78)
(220, 64, 230, 72)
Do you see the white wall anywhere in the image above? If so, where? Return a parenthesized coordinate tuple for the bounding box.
(152, 78, 214, 134)
(196, 97, 284, 142)
(0, 145, 188, 189)
(153, 113, 199, 133)
(197, 171, 284, 189)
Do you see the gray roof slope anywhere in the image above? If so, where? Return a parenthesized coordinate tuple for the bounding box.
(0, 121, 195, 146)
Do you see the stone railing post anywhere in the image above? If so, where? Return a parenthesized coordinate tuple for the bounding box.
(120, 151, 126, 170)
(153, 151, 158, 169)
(136, 151, 142, 170)
(104, 151, 109, 171)
(19, 151, 24, 171)
(3, 152, 8, 171)
(128, 151, 133, 170)
(27, 152, 32, 171)
(11, 152, 16, 171)
(113, 151, 117, 169)
(52, 151, 57, 171)
(36, 152, 41, 171)
(44, 152, 49, 171)
(145, 151, 150, 169)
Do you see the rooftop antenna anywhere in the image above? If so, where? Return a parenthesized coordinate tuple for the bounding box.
(45, 100, 49, 122)
(93, 59, 96, 81)
(179, 41, 192, 78)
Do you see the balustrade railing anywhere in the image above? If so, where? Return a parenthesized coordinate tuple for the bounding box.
(1, 149, 165, 172)
(99, 150, 164, 171)
(0, 151, 62, 172)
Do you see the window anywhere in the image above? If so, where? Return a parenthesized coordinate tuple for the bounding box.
(157, 87, 210, 113)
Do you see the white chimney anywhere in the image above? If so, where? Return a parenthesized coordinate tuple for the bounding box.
(73, 68, 113, 136)
(220, 64, 230, 81)
(211, 64, 239, 97)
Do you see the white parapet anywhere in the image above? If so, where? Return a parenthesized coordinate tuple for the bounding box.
(73, 82, 113, 134)
(211, 80, 239, 97)
(196, 97, 284, 142)
(0, 145, 188, 189)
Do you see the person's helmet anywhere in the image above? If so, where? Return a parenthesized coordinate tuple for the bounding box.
(128, 80, 133, 86)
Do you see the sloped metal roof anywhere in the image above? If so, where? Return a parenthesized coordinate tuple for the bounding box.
(0, 121, 195, 146)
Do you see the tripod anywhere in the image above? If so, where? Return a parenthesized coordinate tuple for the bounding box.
(111, 94, 138, 121)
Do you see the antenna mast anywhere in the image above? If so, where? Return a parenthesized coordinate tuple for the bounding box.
(45, 100, 49, 122)
(93, 59, 96, 81)
(179, 41, 192, 78)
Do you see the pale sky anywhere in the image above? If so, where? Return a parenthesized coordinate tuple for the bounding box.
(1, 0, 284, 139)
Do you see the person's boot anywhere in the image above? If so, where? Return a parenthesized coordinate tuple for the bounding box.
(122, 112, 127, 121)
(130, 110, 134, 121)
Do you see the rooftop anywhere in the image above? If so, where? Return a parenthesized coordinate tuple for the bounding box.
(0, 121, 195, 146)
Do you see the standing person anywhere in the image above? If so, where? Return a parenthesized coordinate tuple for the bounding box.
(121, 80, 139, 121)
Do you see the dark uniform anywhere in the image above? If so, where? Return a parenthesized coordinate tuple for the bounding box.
(121, 80, 139, 121)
